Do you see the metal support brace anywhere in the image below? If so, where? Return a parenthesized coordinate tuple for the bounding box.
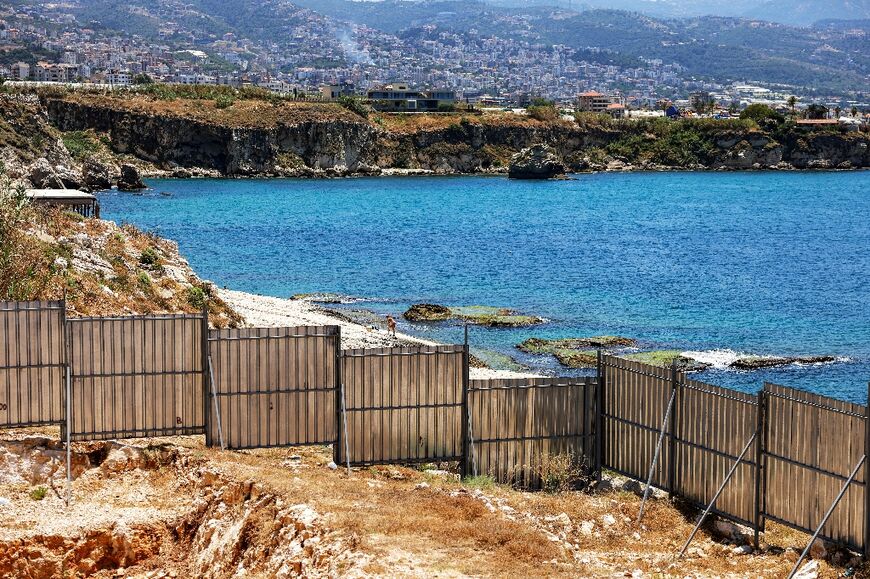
(65, 365, 71, 507)
(638, 387, 677, 523)
(788, 454, 866, 578)
(340, 381, 351, 475)
(207, 356, 225, 450)
(677, 431, 758, 558)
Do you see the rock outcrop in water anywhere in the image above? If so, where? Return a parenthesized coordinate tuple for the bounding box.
(508, 144, 566, 179)
(404, 304, 545, 327)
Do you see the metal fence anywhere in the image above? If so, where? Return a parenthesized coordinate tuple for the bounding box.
(467, 377, 597, 488)
(763, 382, 867, 552)
(67, 313, 206, 441)
(207, 325, 340, 450)
(0, 300, 66, 428)
(336, 345, 468, 467)
(4, 299, 870, 560)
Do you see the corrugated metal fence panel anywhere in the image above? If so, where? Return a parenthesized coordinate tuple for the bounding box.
(67, 315, 205, 441)
(339, 345, 464, 466)
(678, 378, 759, 527)
(0, 301, 66, 428)
(602, 355, 676, 490)
(764, 382, 865, 551)
(208, 326, 339, 449)
(468, 377, 597, 489)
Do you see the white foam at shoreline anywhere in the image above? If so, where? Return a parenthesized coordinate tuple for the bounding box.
(680, 349, 749, 369)
(681, 349, 851, 370)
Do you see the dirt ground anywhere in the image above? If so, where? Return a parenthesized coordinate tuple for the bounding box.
(0, 429, 861, 578)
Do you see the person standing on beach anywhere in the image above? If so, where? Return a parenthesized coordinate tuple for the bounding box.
(386, 315, 397, 337)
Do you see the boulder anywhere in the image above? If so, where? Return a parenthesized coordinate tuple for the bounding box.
(117, 164, 146, 191)
(508, 144, 565, 179)
(81, 157, 112, 192)
(28, 158, 82, 189)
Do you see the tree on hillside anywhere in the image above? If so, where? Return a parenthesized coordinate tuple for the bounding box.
(787, 95, 798, 116)
(852, 106, 859, 118)
(834, 106, 842, 119)
(805, 104, 829, 120)
(739, 104, 783, 127)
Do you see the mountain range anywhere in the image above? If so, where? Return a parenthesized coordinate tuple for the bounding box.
(46, 0, 870, 95)
(484, 0, 870, 27)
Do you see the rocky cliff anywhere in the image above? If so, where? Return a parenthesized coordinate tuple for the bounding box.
(16, 94, 870, 179)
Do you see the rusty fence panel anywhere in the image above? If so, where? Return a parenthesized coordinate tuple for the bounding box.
(0, 300, 66, 428)
(467, 377, 597, 489)
(337, 345, 466, 466)
(67, 314, 206, 441)
(207, 325, 340, 450)
(763, 382, 866, 552)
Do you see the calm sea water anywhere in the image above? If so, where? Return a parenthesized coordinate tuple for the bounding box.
(97, 172, 870, 403)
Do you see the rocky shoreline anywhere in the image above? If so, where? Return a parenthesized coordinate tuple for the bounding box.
(1, 92, 866, 190)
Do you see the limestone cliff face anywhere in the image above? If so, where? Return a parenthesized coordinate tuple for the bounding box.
(44, 98, 869, 176)
(45, 98, 382, 176)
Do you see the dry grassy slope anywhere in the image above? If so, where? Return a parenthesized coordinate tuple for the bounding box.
(2, 196, 241, 326)
(0, 432, 859, 578)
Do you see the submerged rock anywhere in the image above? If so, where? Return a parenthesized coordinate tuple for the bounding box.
(730, 355, 836, 371)
(403, 304, 544, 327)
(622, 350, 711, 372)
(508, 144, 565, 179)
(518, 336, 635, 354)
(517, 336, 636, 369)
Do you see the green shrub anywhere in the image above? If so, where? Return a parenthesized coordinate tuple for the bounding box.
(463, 474, 496, 489)
(740, 104, 784, 127)
(527, 104, 559, 122)
(62, 131, 101, 160)
(214, 94, 235, 109)
(137, 270, 152, 290)
(187, 286, 207, 309)
(139, 247, 161, 268)
(337, 96, 371, 118)
(30, 486, 47, 500)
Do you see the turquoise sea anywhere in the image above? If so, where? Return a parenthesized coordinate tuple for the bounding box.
(97, 172, 869, 403)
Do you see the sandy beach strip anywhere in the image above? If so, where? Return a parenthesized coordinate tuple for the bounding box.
(218, 289, 537, 380)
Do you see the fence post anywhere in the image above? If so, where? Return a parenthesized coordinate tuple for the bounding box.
(595, 349, 605, 483)
(668, 359, 679, 497)
(460, 325, 470, 479)
(754, 388, 768, 549)
(864, 381, 870, 559)
(201, 305, 211, 447)
(333, 328, 342, 467)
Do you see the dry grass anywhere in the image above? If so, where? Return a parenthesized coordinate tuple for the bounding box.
(375, 111, 574, 135)
(1, 189, 241, 326)
(56, 93, 366, 130)
(204, 445, 853, 577)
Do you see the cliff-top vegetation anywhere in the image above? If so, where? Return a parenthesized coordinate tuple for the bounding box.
(0, 168, 241, 325)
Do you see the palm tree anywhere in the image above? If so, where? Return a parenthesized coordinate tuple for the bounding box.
(786, 95, 798, 116)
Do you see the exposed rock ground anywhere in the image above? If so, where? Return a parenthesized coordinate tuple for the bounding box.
(0, 431, 856, 578)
